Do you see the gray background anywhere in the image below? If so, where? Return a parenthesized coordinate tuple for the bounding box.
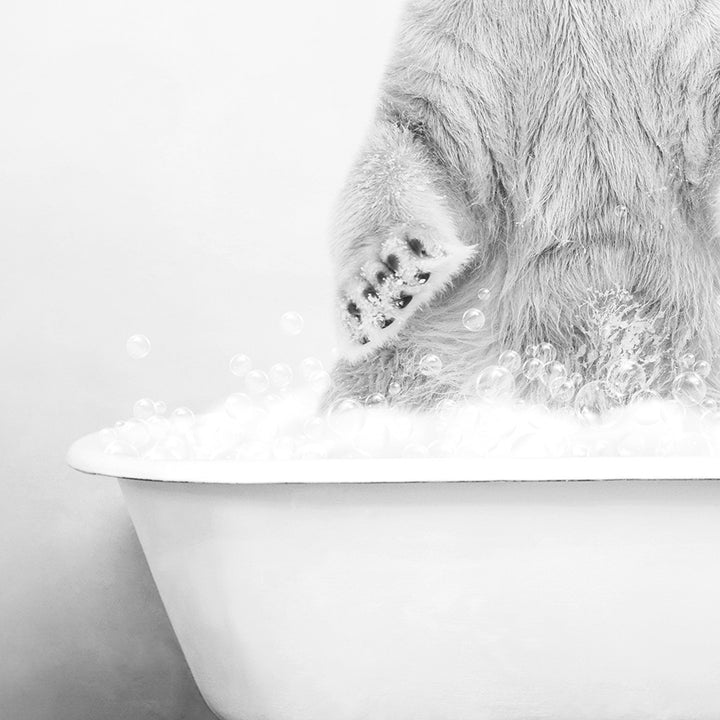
(0, 0, 402, 717)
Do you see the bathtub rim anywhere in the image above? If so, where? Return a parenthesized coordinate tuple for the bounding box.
(67, 431, 720, 484)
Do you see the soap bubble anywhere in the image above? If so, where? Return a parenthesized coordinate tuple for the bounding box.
(149, 436, 190, 461)
(614, 204, 628, 217)
(419, 354, 443, 377)
(498, 350, 522, 374)
(365, 393, 387, 407)
(549, 377, 576, 403)
(541, 361, 567, 387)
(570, 372, 584, 387)
(170, 407, 195, 431)
(309, 370, 332, 394)
(230, 354, 252, 377)
(154, 400, 167, 416)
(133, 398, 155, 421)
(672, 371, 707, 406)
(280, 311, 304, 336)
(679, 353, 696, 370)
(126, 334, 151, 359)
(695, 360, 711, 378)
(475, 365, 515, 400)
(327, 398, 365, 437)
(105, 440, 140, 456)
(304, 416, 325, 441)
(525, 344, 539, 358)
(537, 343, 557, 364)
(116, 419, 152, 450)
(477, 288, 491, 302)
(300, 357, 325, 381)
(245, 369, 270, 395)
(606, 359, 646, 397)
(269, 363, 294, 390)
(575, 381, 612, 424)
(225, 392, 255, 422)
(522, 358, 544, 381)
(387, 380, 402, 398)
(462, 308, 486, 332)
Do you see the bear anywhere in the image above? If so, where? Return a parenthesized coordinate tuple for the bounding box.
(328, 0, 720, 410)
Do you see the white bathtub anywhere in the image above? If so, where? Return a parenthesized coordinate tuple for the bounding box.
(68, 432, 720, 720)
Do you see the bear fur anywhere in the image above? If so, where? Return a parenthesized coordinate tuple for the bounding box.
(329, 0, 720, 408)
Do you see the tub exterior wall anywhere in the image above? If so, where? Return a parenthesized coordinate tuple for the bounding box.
(121, 478, 720, 720)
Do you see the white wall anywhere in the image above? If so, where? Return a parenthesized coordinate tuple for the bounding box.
(0, 1, 404, 717)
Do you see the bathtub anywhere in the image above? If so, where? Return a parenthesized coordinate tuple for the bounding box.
(68, 432, 720, 720)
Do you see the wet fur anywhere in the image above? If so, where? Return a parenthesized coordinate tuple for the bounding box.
(329, 0, 720, 407)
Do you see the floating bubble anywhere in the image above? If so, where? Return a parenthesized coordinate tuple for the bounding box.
(230, 354, 252, 377)
(522, 358, 544, 381)
(541, 361, 567, 387)
(365, 393, 387, 407)
(606, 359, 646, 398)
(116, 419, 152, 450)
(269, 363, 293, 390)
(245, 369, 270, 395)
(695, 360, 711, 378)
(477, 288, 491, 302)
(475, 365, 515, 400)
(327, 398, 365, 437)
(419, 354, 443, 377)
(614, 205, 628, 217)
(462, 308, 486, 332)
(171, 407, 195, 431)
(570, 372, 584, 387)
(126, 334, 151, 359)
(300, 357, 325, 381)
(225, 392, 254, 422)
(133, 398, 155, 421)
(537, 343, 557, 364)
(672, 371, 707, 406)
(549, 377, 576, 403)
(388, 380, 402, 398)
(280, 311, 304, 336)
(498, 350, 522, 374)
(308, 370, 332, 394)
(575, 381, 612, 424)
(525, 344, 539, 358)
(154, 400, 167, 416)
(679, 353, 696, 370)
